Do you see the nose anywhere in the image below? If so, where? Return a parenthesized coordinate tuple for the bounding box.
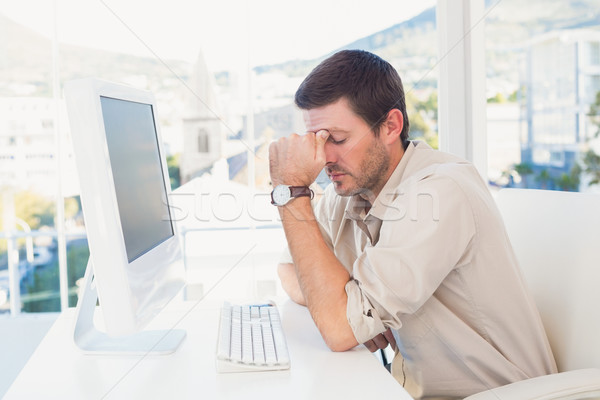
(323, 140, 338, 165)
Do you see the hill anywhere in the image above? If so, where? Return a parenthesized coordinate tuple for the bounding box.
(3, 0, 600, 97)
(253, 7, 437, 89)
(0, 13, 191, 97)
(254, 0, 600, 92)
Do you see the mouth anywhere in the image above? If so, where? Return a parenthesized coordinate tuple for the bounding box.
(326, 169, 347, 181)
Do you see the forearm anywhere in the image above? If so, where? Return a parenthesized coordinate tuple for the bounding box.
(279, 198, 358, 352)
(268, 129, 357, 350)
(277, 263, 306, 306)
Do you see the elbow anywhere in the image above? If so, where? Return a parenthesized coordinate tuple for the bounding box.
(323, 333, 358, 352)
(312, 302, 358, 352)
(327, 341, 355, 352)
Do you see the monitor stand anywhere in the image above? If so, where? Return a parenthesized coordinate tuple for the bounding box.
(73, 259, 186, 355)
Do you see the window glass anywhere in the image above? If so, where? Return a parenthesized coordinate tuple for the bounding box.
(19, 235, 60, 313)
(0, 239, 9, 314)
(66, 234, 88, 308)
(1, 0, 438, 309)
(485, 0, 600, 193)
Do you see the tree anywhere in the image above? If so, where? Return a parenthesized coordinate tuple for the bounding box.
(0, 190, 55, 254)
(513, 162, 533, 176)
(589, 91, 600, 123)
(507, 88, 520, 103)
(487, 92, 507, 103)
(582, 149, 600, 186)
(167, 154, 181, 190)
(554, 164, 581, 192)
(414, 90, 438, 121)
(535, 169, 552, 190)
(64, 196, 81, 221)
(0, 190, 55, 230)
(582, 90, 600, 187)
(512, 162, 534, 187)
(22, 258, 60, 313)
(67, 242, 89, 307)
(406, 91, 438, 149)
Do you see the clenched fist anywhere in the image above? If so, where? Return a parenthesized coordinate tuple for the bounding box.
(269, 130, 330, 187)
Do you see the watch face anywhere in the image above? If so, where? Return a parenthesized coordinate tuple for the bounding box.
(272, 185, 291, 205)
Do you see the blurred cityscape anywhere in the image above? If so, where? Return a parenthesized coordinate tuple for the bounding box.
(2, 0, 600, 313)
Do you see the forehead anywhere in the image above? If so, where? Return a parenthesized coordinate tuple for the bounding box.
(302, 98, 366, 132)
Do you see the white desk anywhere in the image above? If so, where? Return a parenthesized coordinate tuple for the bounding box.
(5, 299, 412, 399)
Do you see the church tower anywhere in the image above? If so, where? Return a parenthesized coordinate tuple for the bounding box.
(180, 51, 223, 183)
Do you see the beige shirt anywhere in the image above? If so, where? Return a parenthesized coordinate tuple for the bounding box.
(283, 141, 557, 399)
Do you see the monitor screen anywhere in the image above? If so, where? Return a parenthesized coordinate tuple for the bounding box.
(100, 96, 174, 263)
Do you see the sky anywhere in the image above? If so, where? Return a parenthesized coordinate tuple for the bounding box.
(1, 0, 435, 70)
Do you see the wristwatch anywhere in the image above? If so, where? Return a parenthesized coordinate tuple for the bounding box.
(270, 185, 314, 206)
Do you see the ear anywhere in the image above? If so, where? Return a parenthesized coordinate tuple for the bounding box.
(381, 109, 404, 145)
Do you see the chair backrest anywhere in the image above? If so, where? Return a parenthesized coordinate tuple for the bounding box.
(495, 188, 600, 372)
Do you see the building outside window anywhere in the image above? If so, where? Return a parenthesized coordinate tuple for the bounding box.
(0, 1, 437, 316)
(4, 0, 599, 318)
(5, 0, 600, 318)
(485, 1, 600, 193)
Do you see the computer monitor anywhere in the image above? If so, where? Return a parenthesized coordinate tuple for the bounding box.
(64, 78, 186, 355)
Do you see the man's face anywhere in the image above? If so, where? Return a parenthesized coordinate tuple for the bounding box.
(303, 98, 391, 198)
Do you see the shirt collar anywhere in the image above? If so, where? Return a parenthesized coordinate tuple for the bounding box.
(344, 140, 427, 221)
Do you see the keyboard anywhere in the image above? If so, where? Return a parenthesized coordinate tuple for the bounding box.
(216, 301, 291, 373)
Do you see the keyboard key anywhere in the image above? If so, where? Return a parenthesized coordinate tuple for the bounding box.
(252, 323, 265, 364)
(216, 302, 291, 373)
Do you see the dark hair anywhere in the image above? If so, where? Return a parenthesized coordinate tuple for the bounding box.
(295, 49, 410, 143)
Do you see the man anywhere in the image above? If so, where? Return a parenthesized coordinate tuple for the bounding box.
(268, 50, 556, 399)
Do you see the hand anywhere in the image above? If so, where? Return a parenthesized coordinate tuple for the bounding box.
(363, 328, 397, 353)
(269, 130, 330, 187)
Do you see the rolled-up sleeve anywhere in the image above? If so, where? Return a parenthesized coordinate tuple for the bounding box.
(345, 279, 387, 343)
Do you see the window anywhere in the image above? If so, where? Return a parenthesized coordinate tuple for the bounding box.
(1, 0, 438, 314)
(588, 42, 600, 66)
(485, 0, 598, 192)
(197, 129, 210, 153)
(584, 75, 600, 104)
(41, 119, 54, 130)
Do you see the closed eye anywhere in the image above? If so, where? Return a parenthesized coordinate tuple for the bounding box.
(328, 137, 347, 145)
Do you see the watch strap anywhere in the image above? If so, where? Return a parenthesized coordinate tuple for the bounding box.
(270, 185, 314, 206)
(289, 186, 314, 200)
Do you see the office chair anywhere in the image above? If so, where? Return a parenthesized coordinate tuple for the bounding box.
(465, 189, 600, 399)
